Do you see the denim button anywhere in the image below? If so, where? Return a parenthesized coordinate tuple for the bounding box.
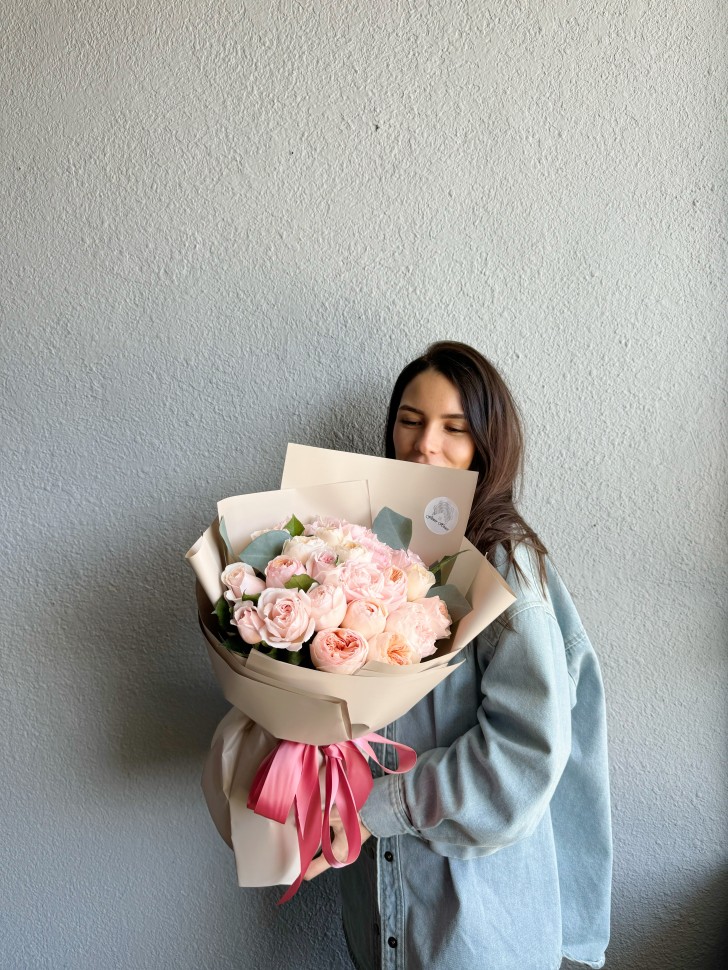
(387, 937, 397, 949)
(384, 850, 394, 862)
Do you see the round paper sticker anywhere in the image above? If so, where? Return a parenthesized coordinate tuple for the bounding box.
(424, 497, 459, 535)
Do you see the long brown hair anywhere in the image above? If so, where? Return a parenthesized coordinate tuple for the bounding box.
(385, 341, 547, 586)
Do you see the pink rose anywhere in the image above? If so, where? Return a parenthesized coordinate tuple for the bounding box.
(385, 602, 439, 658)
(308, 584, 348, 631)
(221, 562, 266, 600)
(306, 548, 339, 584)
(233, 601, 265, 645)
(390, 548, 425, 570)
(354, 533, 394, 570)
(415, 595, 452, 640)
(367, 631, 420, 667)
(332, 560, 385, 603)
(405, 563, 436, 601)
(256, 588, 315, 651)
(342, 599, 388, 639)
(265, 555, 307, 589)
(379, 565, 408, 612)
(309, 628, 369, 674)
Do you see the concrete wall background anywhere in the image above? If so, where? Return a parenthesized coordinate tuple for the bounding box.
(1, 1, 726, 967)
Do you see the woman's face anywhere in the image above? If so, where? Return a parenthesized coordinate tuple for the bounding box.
(393, 369, 476, 470)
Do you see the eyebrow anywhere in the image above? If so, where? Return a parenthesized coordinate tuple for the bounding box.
(398, 405, 468, 420)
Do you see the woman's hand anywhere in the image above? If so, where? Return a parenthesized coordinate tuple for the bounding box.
(303, 806, 372, 881)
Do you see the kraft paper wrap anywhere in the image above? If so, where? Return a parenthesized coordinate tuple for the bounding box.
(186, 450, 515, 888)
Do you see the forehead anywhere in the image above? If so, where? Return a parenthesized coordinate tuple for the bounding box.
(400, 369, 465, 411)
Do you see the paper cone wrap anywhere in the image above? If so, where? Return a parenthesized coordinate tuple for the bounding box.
(186, 450, 516, 890)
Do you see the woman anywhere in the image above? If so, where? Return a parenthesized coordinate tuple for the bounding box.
(306, 341, 612, 970)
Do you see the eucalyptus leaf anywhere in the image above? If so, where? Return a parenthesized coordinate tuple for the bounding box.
(284, 514, 305, 537)
(284, 574, 315, 592)
(427, 583, 473, 623)
(428, 549, 468, 585)
(371, 506, 412, 551)
(238, 530, 290, 572)
(219, 517, 234, 560)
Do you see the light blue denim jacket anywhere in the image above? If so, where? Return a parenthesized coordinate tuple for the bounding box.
(340, 543, 612, 970)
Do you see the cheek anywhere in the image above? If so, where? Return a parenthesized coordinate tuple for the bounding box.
(392, 426, 408, 459)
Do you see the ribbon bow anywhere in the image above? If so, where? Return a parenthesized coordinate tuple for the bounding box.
(247, 733, 416, 903)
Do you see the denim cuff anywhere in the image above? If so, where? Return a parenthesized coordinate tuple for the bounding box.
(359, 773, 415, 838)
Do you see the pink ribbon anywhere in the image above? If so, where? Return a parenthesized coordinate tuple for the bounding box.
(247, 733, 416, 904)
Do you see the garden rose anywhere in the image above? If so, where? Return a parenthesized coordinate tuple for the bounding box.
(221, 562, 266, 600)
(308, 584, 348, 631)
(282, 535, 327, 564)
(309, 628, 369, 674)
(367, 631, 420, 667)
(385, 602, 439, 658)
(256, 588, 315, 650)
(379, 565, 409, 612)
(265, 555, 307, 589)
(334, 541, 373, 564)
(306, 548, 338, 583)
(342, 599, 388, 639)
(332, 560, 386, 603)
(415, 595, 452, 640)
(405, 563, 437, 601)
(233, 601, 265, 644)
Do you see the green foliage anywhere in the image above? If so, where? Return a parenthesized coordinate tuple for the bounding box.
(372, 506, 412, 551)
(284, 573, 315, 592)
(284, 514, 305, 537)
(239, 530, 290, 572)
(427, 583, 472, 623)
(428, 549, 468, 586)
(214, 596, 231, 629)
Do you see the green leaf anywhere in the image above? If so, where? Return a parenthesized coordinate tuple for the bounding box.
(428, 549, 468, 585)
(427, 583, 472, 623)
(222, 637, 250, 656)
(214, 596, 232, 629)
(284, 573, 315, 592)
(239, 530, 290, 572)
(240, 592, 260, 604)
(286, 649, 305, 666)
(371, 506, 412, 551)
(284, 514, 305, 537)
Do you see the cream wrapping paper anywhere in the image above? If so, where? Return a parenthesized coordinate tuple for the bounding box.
(186, 452, 515, 889)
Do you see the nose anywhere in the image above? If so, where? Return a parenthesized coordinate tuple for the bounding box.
(415, 422, 440, 456)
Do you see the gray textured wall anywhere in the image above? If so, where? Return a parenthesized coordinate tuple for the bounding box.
(2, 1, 726, 968)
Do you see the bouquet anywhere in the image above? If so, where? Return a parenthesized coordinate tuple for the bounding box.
(215, 508, 467, 673)
(186, 454, 515, 902)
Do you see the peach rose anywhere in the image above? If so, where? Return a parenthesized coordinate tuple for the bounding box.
(233, 601, 265, 645)
(265, 555, 307, 589)
(342, 599, 388, 639)
(415, 595, 452, 640)
(379, 565, 408, 612)
(385, 602, 438, 658)
(367, 631, 420, 667)
(308, 584, 348, 631)
(390, 548, 425, 570)
(256, 588, 315, 650)
(405, 563, 437, 601)
(221, 562, 266, 601)
(309, 628, 369, 674)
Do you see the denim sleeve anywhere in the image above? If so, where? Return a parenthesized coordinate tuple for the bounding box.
(360, 602, 573, 851)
